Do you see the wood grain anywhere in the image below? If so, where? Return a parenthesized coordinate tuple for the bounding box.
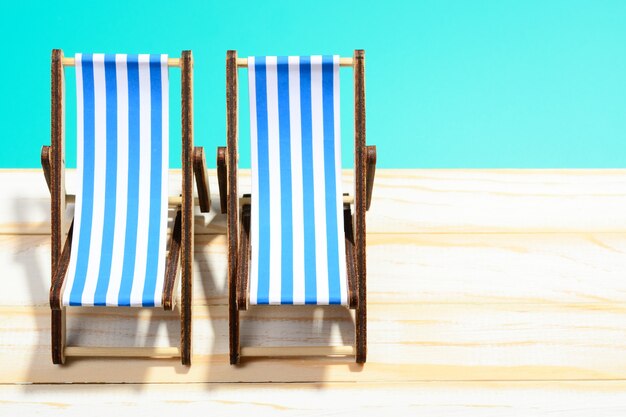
(2, 382, 626, 416)
(4, 302, 626, 383)
(5, 169, 626, 235)
(5, 232, 626, 307)
(4, 168, 626, 412)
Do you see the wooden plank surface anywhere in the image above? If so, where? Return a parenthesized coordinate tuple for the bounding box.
(3, 301, 626, 383)
(3, 169, 626, 413)
(3, 233, 626, 306)
(3, 169, 626, 234)
(2, 382, 626, 417)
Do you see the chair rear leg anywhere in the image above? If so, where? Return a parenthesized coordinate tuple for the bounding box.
(229, 303, 240, 364)
(51, 309, 65, 364)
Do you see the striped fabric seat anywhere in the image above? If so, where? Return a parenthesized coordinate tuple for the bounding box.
(62, 53, 169, 307)
(248, 55, 347, 306)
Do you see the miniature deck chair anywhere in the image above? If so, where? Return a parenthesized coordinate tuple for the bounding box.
(41, 50, 210, 365)
(217, 50, 376, 364)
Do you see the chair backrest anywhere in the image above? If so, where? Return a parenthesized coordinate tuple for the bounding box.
(247, 55, 347, 305)
(63, 53, 169, 307)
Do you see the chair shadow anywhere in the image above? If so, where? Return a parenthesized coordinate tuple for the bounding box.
(19, 198, 184, 392)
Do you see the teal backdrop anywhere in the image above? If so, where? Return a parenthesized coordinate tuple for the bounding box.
(2, 0, 626, 168)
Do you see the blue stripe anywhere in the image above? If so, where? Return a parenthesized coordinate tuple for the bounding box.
(255, 57, 271, 304)
(117, 55, 141, 306)
(69, 54, 95, 306)
(93, 54, 118, 306)
(142, 55, 164, 307)
(299, 57, 318, 305)
(321, 56, 341, 304)
(277, 57, 293, 304)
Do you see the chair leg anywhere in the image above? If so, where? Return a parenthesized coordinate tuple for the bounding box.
(229, 304, 240, 365)
(355, 207, 367, 364)
(181, 245, 192, 365)
(51, 308, 66, 364)
(356, 298, 367, 363)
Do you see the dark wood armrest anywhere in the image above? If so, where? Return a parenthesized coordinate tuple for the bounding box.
(217, 146, 228, 214)
(41, 145, 52, 193)
(162, 210, 182, 311)
(366, 145, 376, 211)
(193, 147, 211, 213)
(50, 219, 74, 310)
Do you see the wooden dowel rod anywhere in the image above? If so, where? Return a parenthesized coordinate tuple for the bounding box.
(65, 346, 180, 358)
(236, 57, 354, 67)
(62, 57, 181, 67)
(65, 194, 196, 207)
(239, 195, 353, 205)
(240, 345, 355, 357)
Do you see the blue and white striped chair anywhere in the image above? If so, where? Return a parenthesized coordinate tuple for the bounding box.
(218, 50, 376, 364)
(43, 49, 210, 365)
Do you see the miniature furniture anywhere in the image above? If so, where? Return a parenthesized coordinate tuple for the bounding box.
(41, 50, 209, 365)
(217, 50, 376, 364)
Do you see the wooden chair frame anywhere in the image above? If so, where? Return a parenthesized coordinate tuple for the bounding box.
(218, 49, 376, 364)
(42, 49, 210, 365)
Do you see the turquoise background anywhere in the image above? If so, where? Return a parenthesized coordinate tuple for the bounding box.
(2, 0, 626, 168)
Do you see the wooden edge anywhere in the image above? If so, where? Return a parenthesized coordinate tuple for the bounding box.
(51, 48, 65, 278)
(344, 202, 357, 309)
(51, 48, 66, 366)
(192, 147, 211, 213)
(240, 346, 356, 357)
(49, 220, 74, 310)
(227, 49, 240, 365)
(354, 49, 367, 364)
(65, 346, 180, 358)
(180, 49, 193, 366)
(237, 202, 251, 311)
(217, 146, 228, 214)
(365, 145, 376, 211)
(162, 210, 182, 311)
(41, 145, 52, 193)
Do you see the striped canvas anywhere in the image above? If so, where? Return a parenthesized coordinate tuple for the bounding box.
(62, 53, 169, 307)
(248, 56, 347, 306)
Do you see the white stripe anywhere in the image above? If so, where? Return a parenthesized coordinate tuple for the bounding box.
(81, 54, 107, 306)
(154, 54, 169, 307)
(310, 56, 329, 304)
(266, 56, 282, 304)
(63, 54, 84, 306)
(130, 54, 151, 306)
(333, 56, 347, 305)
(106, 55, 129, 306)
(248, 57, 259, 305)
(288, 57, 305, 305)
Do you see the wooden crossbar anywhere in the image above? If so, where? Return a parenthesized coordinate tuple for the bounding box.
(240, 345, 356, 357)
(61, 57, 181, 67)
(65, 346, 180, 358)
(64, 194, 198, 207)
(236, 57, 354, 68)
(238, 195, 354, 206)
